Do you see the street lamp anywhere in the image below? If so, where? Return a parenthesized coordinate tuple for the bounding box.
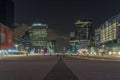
(15, 44, 18, 50)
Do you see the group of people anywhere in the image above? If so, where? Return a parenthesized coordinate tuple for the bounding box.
(56, 54, 66, 58)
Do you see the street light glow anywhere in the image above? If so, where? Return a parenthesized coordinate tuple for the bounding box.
(32, 23, 42, 26)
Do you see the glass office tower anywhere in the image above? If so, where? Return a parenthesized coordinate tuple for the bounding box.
(29, 23, 48, 53)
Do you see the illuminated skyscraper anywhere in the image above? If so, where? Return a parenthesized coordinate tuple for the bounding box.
(29, 23, 48, 53)
(95, 13, 120, 55)
(74, 20, 92, 50)
(0, 0, 14, 29)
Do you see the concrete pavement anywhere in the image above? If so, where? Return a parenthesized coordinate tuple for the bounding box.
(43, 56, 78, 80)
(0, 55, 79, 80)
(0, 55, 59, 80)
(70, 54, 120, 61)
(0, 54, 120, 80)
(64, 56, 120, 80)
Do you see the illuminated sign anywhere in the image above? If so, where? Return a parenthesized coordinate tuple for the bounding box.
(32, 23, 42, 26)
(0, 25, 14, 49)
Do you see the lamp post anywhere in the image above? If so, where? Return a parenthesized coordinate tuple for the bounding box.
(15, 44, 18, 50)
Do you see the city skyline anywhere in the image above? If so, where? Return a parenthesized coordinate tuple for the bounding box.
(13, 0, 120, 34)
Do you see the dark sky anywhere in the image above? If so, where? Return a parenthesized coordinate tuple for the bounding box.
(13, 0, 120, 35)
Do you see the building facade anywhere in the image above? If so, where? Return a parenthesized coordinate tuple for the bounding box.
(29, 23, 48, 53)
(0, 23, 14, 55)
(69, 20, 92, 53)
(74, 20, 92, 53)
(47, 40, 56, 53)
(0, 0, 14, 29)
(69, 32, 76, 53)
(95, 13, 120, 55)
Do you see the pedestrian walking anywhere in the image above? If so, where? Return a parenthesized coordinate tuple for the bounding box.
(57, 54, 59, 57)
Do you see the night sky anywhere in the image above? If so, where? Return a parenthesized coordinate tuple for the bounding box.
(13, 0, 120, 35)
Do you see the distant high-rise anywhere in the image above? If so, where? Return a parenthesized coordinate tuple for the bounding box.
(0, 0, 14, 29)
(74, 20, 92, 50)
(95, 13, 120, 55)
(74, 20, 91, 40)
(29, 23, 48, 53)
(69, 32, 76, 53)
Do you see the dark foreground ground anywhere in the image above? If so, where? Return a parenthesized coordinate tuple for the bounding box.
(43, 56, 78, 80)
(0, 55, 120, 80)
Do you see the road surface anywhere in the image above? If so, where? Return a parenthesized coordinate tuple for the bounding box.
(64, 56, 120, 80)
(0, 55, 58, 80)
(0, 55, 120, 80)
